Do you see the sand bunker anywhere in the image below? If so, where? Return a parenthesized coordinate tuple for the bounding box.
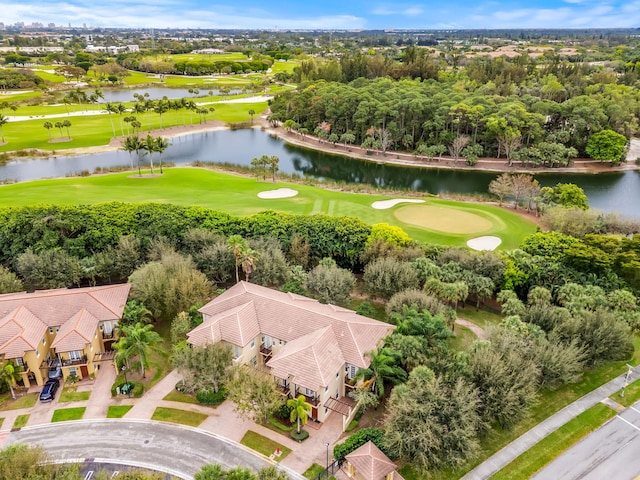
(467, 236, 502, 251)
(372, 198, 425, 210)
(257, 188, 299, 199)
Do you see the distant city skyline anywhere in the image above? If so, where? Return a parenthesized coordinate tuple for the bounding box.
(3, 0, 639, 30)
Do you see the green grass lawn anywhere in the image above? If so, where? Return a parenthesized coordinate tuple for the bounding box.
(240, 430, 291, 462)
(0, 417, 4, 429)
(610, 376, 640, 407)
(51, 407, 86, 422)
(457, 307, 504, 330)
(449, 325, 477, 351)
(163, 390, 200, 405)
(59, 386, 91, 403)
(0, 101, 268, 152)
(146, 320, 172, 391)
(303, 464, 325, 479)
(12, 414, 30, 429)
(0, 168, 536, 249)
(490, 403, 616, 480)
(151, 407, 207, 427)
(0, 393, 38, 411)
(106, 405, 133, 418)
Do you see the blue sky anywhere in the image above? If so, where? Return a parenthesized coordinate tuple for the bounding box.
(5, 0, 640, 29)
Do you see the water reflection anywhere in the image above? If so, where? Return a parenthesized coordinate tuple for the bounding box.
(1, 129, 638, 218)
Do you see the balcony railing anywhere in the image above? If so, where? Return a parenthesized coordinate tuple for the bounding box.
(295, 391, 319, 407)
(259, 344, 272, 358)
(102, 331, 115, 340)
(61, 355, 88, 366)
(276, 384, 291, 397)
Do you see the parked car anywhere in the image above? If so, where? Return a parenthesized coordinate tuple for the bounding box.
(48, 363, 62, 380)
(39, 379, 60, 402)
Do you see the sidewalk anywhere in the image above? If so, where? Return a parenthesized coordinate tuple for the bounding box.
(462, 367, 640, 479)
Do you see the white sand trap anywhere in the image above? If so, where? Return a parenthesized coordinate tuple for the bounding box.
(467, 236, 502, 251)
(257, 188, 299, 199)
(372, 198, 425, 210)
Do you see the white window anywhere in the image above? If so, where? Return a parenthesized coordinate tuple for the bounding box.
(56, 327, 59, 333)
(69, 350, 82, 361)
(104, 322, 113, 334)
(233, 345, 242, 359)
(42, 337, 46, 345)
(305, 388, 314, 397)
(250, 339, 255, 348)
(325, 386, 328, 392)
(49, 327, 54, 334)
(36, 350, 40, 358)
(263, 336, 272, 348)
(250, 356, 257, 366)
(69, 367, 77, 377)
(349, 365, 357, 379)
(15, 357, 24, 367)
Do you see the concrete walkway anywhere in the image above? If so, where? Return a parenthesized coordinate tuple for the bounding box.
(462, 367, 640, 479)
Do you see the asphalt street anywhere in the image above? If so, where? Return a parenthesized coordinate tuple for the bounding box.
(534, 401, 640, 480)
(5, 419, 296, 480)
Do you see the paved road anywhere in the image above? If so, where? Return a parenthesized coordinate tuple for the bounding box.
(6, 419, 302, 480)
(463, 367, 640, 479)
(533, 401, 640, 480)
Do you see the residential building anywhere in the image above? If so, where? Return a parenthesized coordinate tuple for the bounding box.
(0, 284, 130, 387)
(187, 281, 394, 430)
(344, 441, 404, 480)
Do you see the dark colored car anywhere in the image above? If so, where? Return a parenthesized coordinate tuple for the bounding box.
(39, 379, 60, 402)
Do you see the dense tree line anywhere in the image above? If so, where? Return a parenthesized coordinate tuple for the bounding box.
(269, 71, 638, 161)
(116, 52, 271, 76)
(0, 68, 44, 90)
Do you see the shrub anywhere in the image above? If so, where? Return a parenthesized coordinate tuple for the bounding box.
(269, 416, 294, 432)
(110, 377, 144, 398)
(290, 429, 310, 442)
(195, 387, 227, 405)
(346, 420, 358, 432)
(363, 257, 419, 300)
(333, 428, 390, 464)
(275, 403, 293, 421)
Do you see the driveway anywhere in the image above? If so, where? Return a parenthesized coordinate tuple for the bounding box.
(5, 419, 302, 480)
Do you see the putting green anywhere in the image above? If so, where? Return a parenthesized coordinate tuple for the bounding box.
(394, 204, 494, 234)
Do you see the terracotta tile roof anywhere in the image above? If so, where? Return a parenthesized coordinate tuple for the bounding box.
(0, 284, 131, 328)
(267, 326, 345, 392)
(0, 306, 48, 359)
(0, 284, 130, 358)
(346, 441, 402, 480)
(51, 308, 97, 352)
(195, 282, 393, 369)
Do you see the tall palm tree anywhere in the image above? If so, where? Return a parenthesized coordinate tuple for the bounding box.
(104, 103, 117, 137)
(144, 134, 156, 174)
(43, 121, 53, 139)
(155, 137, 171, 174)
(287, 395, 312, 434)
(54, 121, 64, 138)
(115, 103, 127, 136)
(154, 100, 169, 129)
(62, 119, 72, 139)
(355, 346, 407, 399)
(114, 322, 162, 379)
(248, 109, 256, 124)
(227, 235, 248, 283)
(240, 247, 259, 283)
(0, 114, 8, 143)
(121, 135, 144, 173)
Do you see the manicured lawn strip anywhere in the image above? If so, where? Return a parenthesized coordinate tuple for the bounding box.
(303, 464, 325, 479)
(457, 307, 504, 330)
(0, 393, 38, 411)
(151, 407, 207, 427)
(0, 102, 268, 152)
(0, 168, 536, 248)
(490, 403, 617, 480)
(12, 414, 29, 429)
(146, 320, 172, 391)
(240, 430, 291, 462)
(610, 376, 640, 407)
(59, 386, 91, 402)
(163, 390, 199, 405)
(106, 405, 133, 418)
(52, 407, 86, 422)
(400, 336, 640, 480)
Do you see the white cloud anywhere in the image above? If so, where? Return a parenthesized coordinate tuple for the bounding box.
(371, 4, 424, 16)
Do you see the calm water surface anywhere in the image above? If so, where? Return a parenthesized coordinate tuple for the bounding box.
(100, 87, 244, 103)
(2, 129, 638, 218)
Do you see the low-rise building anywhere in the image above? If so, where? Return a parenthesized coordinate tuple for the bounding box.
(0, 284, 130, 387)
(345, 441, 404, 480)
(187, 281, 394, 430)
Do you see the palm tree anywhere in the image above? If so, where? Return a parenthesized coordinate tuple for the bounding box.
(355, 346, 407, 399)
(228, 235, 248, 283)
(0, 114, 8, 143)
(62, 119, 72, 139)
(114, 322, 162, 378)
(287, 395, 312, 434)
(121, 135, 144, 173)
(144, 134, 156, 174)
(267, 155, 279, 182)
(54, 121, 64, 138)
(154, 100, 169, 129)
(155, 137, 171, 174)
(240, 247, 259, 283)
(0, 360, 19, 400)
(43, 121, 53, 139)
(248, 109, 256, 124)
(115, 103, 127, 136)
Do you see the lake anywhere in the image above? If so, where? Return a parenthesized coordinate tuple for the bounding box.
(2, 128, 638, 218)
(99, 87, 245, 103)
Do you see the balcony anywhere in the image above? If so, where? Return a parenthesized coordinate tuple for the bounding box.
(260, 344, 273, 359)
(295, 391, 319, 407)
(101, 331, 115, 340)
(61, 355, 88, 366)
(276, 384, 291, 397)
